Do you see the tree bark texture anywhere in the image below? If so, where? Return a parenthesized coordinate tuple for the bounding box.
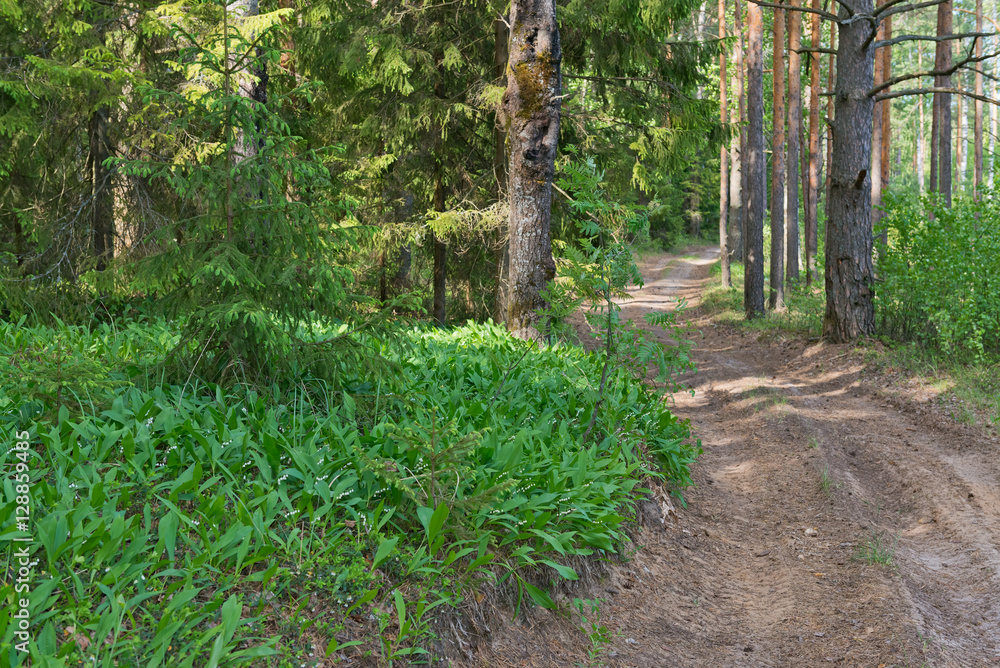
(991, 57, 998, 186)
(733, 0, 746, 264)
(880, 15, 891, 196)
(826, 19, 836, 209)
(89, 108, 114, 271)
(786, 1, 802, 283)
(871, 4, 885, 240)
(974, 0, 983, 198)
(770, 1, 786, 310)
(824, 0, 875, 342)
(956, 87, 965, 189)
(432, 174, 447, 326)
(503, 0, 560, 341)
(231, 0, 267, 166)
(719, 0, 731, 288)
(934, 0, 953, 205)
(745, 1, 766, 319)
(917, 44, 926, 192)
(729, 138, 742, 264)
(806, 0, 821, 286)
(494, 17, 511, 321)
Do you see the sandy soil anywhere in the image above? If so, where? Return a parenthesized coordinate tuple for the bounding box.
(471, 247, 1000, 668)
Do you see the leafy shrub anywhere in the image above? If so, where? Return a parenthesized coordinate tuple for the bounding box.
(0, 319, 697, 665)
(877, 191, 1000, 359)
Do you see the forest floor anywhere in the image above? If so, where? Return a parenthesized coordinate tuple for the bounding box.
(472, 246, 1000, 668)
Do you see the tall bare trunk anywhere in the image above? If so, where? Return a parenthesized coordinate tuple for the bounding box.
(745, 0, 765, 319)
(432, 174, 447, 326)
(733, 0, 746, 263)
(917, 45, 926, 192)
(729, 138, 742, 263)
(825, 0, 875, 341)
(719, 0, 731, 288)
(806, 1, 821, 285)
(89, 108, 114, 271)
(991, 54, 998, 186)
(786, 1, 802, 283)
(934, 0, 954, 205)
(872, 3, 891, 242)
(770, 1, 786, 310)
(494, 17, 510, 321)
(503, 0, 560, 341)
(974, 0, 983, 198)
(956, 84, 965, 190)
(871, 9, 884, 238)
(881, 15, 892, 199)
(825, 20, 835, 208)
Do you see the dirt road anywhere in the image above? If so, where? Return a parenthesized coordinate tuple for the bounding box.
(480, 247, 1000, 667)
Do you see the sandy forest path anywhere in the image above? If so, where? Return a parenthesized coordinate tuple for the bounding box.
(481, 246, 1000, 668)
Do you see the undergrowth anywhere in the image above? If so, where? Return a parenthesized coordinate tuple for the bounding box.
(0, 318, 698, 666)
(702, 262, 824, 338)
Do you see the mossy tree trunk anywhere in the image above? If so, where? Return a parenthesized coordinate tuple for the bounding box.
(503, 0, 560, 341)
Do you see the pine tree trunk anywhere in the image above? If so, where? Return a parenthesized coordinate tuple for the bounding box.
(956, 87, 965, 191)
(89, 108, 114, 271)
(503, 0, 560, 341)
(991, 56, 998, 186)
(825, 20, 835, 209)
(770, 1, 786, 310)
(745, 0, 766, 319)
(729, 138, 742, 263)
(825, 0, 875, 342)
(733, 0, 746, 264)
(731, 0, 746, 263)
(974, 0, 983, 198)
(881, 15, 892, 195)
(934, 0, 954, 205)
(786, 1, 802, 283)
(719, 0, 731, 288)
(930, 59, 939, 194)
(917, 45, 926, 192)
(806, 1, 821, 286)
(871, 2, 886, 241)
(494, 17, 511, 321)
(432, 174, 447, 326)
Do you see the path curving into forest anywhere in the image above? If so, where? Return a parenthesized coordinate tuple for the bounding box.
(480, 246, 1000, 667)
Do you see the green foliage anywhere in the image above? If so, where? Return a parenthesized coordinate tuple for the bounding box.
(116, 1, 374, 384)
(704, 261, 825, 338)
(877, 190, 1000, 359)
(552, 155, 697, 400)
(853, 527, 899, 567)
(0, 318, 697, 664)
